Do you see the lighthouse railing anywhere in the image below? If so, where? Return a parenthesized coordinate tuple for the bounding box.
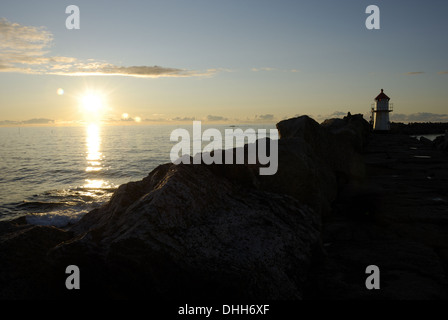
(371, 103, 393, 112)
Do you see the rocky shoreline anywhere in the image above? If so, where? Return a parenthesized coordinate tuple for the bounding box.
(1, 114, 447, 300)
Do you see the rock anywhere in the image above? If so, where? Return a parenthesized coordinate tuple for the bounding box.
(433, 131, 448, 151)
(419, 136, 432, 145)
(55, 163, 322, 300)
(321, 113, 371, 152)
(277, 115, 368, 182)
(317, 132, 448, 299)
(256, 137, 337, 219)
(204, 137, 338, 219)
(0, 219, 73, 299)
(277, 115, 330, 152)
(274, 115, 369, 212)
(319, 223, 448, 299)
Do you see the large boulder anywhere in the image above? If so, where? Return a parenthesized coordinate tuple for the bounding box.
(272, 114, 369, 217)
(53, 162, 322, 300)
(256, 137, 337, 220)
(433, 131, 448, 151)
(0, 217, 73, 299)
(276, 115, 368, 183)
(321, 113, 370, 152)
(202, 137, 338, 219)
(206, 114, 369, 219)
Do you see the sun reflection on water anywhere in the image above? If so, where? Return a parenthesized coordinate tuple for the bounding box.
(84, 123, 110, 192)
(86, 123, 103, 172)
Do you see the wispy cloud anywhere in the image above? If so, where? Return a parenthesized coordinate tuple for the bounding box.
(171, 116, 196, 121)
(404, 71, 425, 75)
(255, 114, 275, 121)
(0, 18, 214, 78)
(252, 67, 276, 72)
(0, 18, 52, 53)
(206, 115, 228, 121)
(438, 71, 448, 74)
(51, 64, 216, 78)
(314, 111, 349, 121)
(251, 67, 299, 73)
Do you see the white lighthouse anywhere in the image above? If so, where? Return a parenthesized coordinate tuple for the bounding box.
(372, 89, 393, 131)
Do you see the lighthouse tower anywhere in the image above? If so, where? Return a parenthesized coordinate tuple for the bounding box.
(372, 89, 393, 131)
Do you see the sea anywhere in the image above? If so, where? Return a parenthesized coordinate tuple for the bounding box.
(0, 123, 275, 227)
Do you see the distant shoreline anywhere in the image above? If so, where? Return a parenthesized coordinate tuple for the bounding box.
(389, 121, 448, 135)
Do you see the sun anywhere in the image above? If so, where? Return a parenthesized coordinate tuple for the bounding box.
(78, 90, 108, 123)
(81, 93, 104, 113)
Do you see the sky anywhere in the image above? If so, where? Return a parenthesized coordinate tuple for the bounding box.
(0, 0, 447, 125)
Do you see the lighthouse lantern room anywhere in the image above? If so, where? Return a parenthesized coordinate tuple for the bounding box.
(372, 89, 393, 131)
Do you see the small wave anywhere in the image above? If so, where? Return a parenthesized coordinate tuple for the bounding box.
(25, 209, 88, 228)
(5, 185, 115, 227)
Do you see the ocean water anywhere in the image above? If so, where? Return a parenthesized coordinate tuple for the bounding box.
(0, 123, 275, 227)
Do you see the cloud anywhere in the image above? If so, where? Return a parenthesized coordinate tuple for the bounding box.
(251, 67, 299, 73)
(0, 18, 52, 53)
(0, 120, 20, 126)
(22, 118, 54, 124)
(53, 64, 216, 78)
(391, 112, 448, 122)
(404, 71, 425, 75)
(255, 114, 275, 121)
(206, 115, 228, 121)
(329, 111, 347, 117)
(171, 116, 196, 121)
(0, 118, 54, 125)
(0, 18, 214, 78)
(252, 67, 276, 72)
(313, 111, 350, 121)
(438, 71, 448, 74)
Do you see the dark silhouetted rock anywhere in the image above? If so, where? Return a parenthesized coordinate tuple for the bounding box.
(271, 114, 370, 218)
(55, 163, 322, 300)
(277, 114, 368, 183)
(433, 131, 448, 151)
(0, 218, 73, 299)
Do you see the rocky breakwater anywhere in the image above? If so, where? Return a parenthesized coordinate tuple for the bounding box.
(0, 113, 371, 300)
(319, 131, 448, 299)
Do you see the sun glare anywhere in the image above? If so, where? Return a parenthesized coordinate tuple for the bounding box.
(81, 93, 103, 113)
(79, 90, 107, 123)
